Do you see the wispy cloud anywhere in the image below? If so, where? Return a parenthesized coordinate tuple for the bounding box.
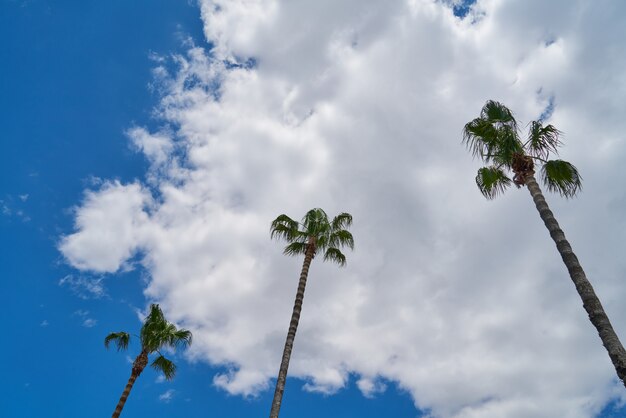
(1, 200, 10, 215)
(159, 389, 175, 403)
(0, 195, 29, 221)
(59, 275, 106, 299)
(73, 310, 97, 328)
(39, 320, 49, 327)
(82, 318, 97, 328)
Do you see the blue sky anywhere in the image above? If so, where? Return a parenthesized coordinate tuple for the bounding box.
(3, 0, 626, 417)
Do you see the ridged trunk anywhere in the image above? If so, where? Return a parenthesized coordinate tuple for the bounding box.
(112, 350, 148, 418)
(269, 239, 316, 418)
(525, 174, 626, 386)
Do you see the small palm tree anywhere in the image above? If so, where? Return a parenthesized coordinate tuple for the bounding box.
(105, 304, 192, 417)
(463, 100, 626, 386)
(269, 208, 354, 418)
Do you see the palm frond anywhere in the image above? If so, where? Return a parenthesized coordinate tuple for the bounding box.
(151, 355, 177, 380)
(170, 329, 193, 349)
(527, 121, 561, 159)
(104, 331, 130, 351)
(541, 160, 582, 198)
(331, 213, 353, 231)
(475, 166, 512, 199)
(329, 229, 354, 250)
(270, 214, 299, 241)
(462, 118, 499, 160)
(480, 100, 517, 128)
(283, 241, 308, 257)
(323, 247, 347, 267)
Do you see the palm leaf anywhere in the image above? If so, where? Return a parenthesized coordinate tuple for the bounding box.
(475, 166, 512, 199)
(283, 241, 308, 257)
(323, 247, 347, 267)
(104, 332, 130, 351)
(541, 160, 582, 198)
(151, 355, 177, 380)
(329, 229, 354, 250)
(170, 329, 193, 349)
(527, 121, 561, 159)
(270, 215, 299, 241)
(331, 213, 353, 231)
(462, 118, 499, 160)
(480, 100, 517, 127)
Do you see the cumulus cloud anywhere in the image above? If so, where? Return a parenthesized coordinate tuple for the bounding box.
(59, 181, 153, 273)
(60, 0, 626, 416)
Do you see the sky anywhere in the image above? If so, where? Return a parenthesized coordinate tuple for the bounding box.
(3, 0, 626, 417)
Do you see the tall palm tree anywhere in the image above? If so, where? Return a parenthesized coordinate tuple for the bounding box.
(463, 100, 626, 386)
(269, 208, 354, 417)
(105, 304, 193, 417)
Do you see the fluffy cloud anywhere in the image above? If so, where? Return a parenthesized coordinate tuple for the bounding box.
(60, 0, 626, 416)
(59, 181, 153, 273)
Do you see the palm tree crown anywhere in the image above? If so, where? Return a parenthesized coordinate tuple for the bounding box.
(105, 304, 192, 380)
(105, 304, 192, 417)
(270, 208, 354, 265)
(462, 100, 581, 199)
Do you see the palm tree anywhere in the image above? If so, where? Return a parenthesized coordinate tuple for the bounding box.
(105, 304, 192, 417)
(463, 100, 626, 386)
(269, 208, 354, 417)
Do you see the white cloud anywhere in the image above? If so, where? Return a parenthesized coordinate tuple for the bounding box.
(159, 389, 175, 403)
(59, 181, 153, 273)
(127, 127, 174, 168)
(356, 378, 387, 399)
(40, 320, 49, 327)
(60, 0, 626, 417)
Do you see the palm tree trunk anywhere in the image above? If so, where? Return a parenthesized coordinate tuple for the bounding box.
(525, 174, 626, 386)
(269, 241, 316, 418)
(112, 350, 148, 418)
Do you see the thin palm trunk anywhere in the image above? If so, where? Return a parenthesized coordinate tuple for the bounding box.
(526, 174, 626, 386)
(269, 242, 316, 418)
(112, 351, 148, 418)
